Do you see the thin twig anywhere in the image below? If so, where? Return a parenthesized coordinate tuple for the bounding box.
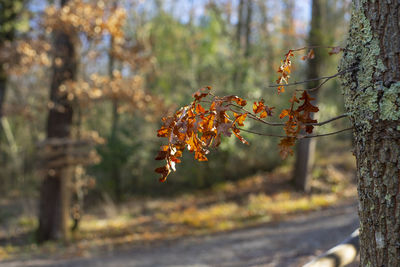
(229, 103, 348, 127)
(238, 127, 353, 139)
(289, 45, 345, 52)
(307, 114, 348, 126)
(238, 128, 286, 138)
(296, 75, 331, 92)
(228, 105, 284, 126)
(203, 94, 348, 127)
(267, 67, 357, 88)
(300, 127, 353, 138)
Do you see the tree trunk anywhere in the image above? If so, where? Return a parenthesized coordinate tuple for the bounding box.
(282, 0, 295, 51)
(232, 0, 245, 90)
(107, 8, 122, 202)
(244, 0, 252, 58)
(0, 1, 22, 140)
(236, 0, 244, 50)
(292, 0, 324, 192)
(257, 0, 274, 77)
(340, 1, 400, 266)
(37, 0, 77, 243)
(0, 65, 6, 121)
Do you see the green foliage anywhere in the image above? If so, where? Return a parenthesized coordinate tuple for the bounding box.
(0, 0, 352, 199)
(0, 0, 28, 43)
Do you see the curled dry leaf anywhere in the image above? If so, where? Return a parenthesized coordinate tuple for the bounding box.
(253, 99, 275, 118)
(276, 50, 294, 94)
(301, 49, 315, 60)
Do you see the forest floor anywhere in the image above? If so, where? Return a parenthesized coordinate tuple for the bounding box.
(0, 149, 359, 266)
(1, 200, 359, 267)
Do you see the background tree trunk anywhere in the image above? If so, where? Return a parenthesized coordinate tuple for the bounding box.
(282, 0, 295, 51)
(0, 66, 6, 120)
(108, 15, 122, 203)
(340, 1, 400, 266)
(37, 0, 77, 243)
(244, 0, 252, 59)
(0, 0, 23, 136)
(292, 0, 324, 193)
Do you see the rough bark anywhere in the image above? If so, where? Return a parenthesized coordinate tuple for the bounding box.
(37, 0, 77, 243)
(340, 1, 400, 266)
(292, 0, 324, 193)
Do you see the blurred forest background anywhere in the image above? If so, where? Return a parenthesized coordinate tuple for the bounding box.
(0, 0, 357, 261)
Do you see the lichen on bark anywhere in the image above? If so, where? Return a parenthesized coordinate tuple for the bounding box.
(380, 82, 400, 121)
(339, 1, 400, 266)
(339, 3, 384, 133)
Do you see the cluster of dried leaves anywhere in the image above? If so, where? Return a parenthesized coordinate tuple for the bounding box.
(278, 91, 319, 158)
(155, 47, 343, 182)
(155, 86, 280, 182)
(276, 50, 294, 94)
(156, 87, 251, 181)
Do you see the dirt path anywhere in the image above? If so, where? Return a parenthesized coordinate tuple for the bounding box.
(1, 201, 359, 267)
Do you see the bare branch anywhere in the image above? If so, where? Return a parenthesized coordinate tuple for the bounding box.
(238, 127, 353, 139)
(238, 128, 286, 137)
(267, 67, 358, 89)
(289, 45, 345, 52)
(307, 114, 348, 126)
(228, 105, 284, 126)
(229, 104, 348, 127)
(300, 127, 353, 138)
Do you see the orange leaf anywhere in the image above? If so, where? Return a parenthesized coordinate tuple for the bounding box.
(302, 49, 315, 60)
(233, 112, 247, 126)
(253, 100, 265, 114)
(155, 166, 170, 182)
(279, 109, 290, 119)
(260, 111, 267, 118)
(278, 137, 296, 159)
(232, 128, 249, 145)
(157, 127, 170, 137)
(196, 104, 205, 114)
(155, 150, 168, 160)
(233, 96, 247, 106)
(192, 90, 209, 101)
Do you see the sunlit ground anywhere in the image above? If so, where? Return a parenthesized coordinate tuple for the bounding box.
(0, 146, 356, 261)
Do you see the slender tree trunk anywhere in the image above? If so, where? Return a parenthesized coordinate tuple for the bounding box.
(292, 0, 324, 192)
(107, 5, 122, 202)
(0, 65, 6, 121)
(340, 1, 400, 266)
(232, 0, 245, 90)
(244, 0, 252, 58)
(0, 1, 20, 141)
(258, 0, 274, 77)
(282, 0, 295, 51)
(236, 0, 244, 50)
(37, 0, 77, 243)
